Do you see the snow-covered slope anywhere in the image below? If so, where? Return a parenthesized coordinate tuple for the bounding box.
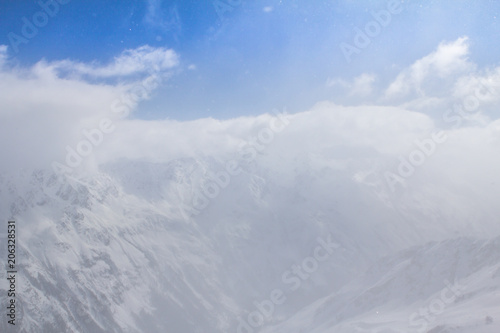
(261, 237, 500, 333)
(0, 104, 499, 332)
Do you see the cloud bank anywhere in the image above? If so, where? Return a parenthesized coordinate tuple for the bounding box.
(0, 37, 499, 220)
(0, 45, 178, 173)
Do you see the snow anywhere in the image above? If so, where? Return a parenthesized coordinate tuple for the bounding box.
(0, 104, 499, 332)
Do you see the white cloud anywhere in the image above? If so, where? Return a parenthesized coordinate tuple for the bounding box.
(322, 36, 498, 123)
(351, 73, 376, 96)
(0, 45, 178, 173)
(87, 99, 500, 236)
(1, 36, 500, 228)
(96, 102, 434, 166)
(452, 69, 500, 105)
(385, 36, 473, 100)
(326, 73, 376, 97)
(50, 45, 178, 79)
(0, 45, 7, 67)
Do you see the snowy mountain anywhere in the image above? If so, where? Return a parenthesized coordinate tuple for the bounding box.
(1, 103, 499, 333)
(261, 237, 500, 333)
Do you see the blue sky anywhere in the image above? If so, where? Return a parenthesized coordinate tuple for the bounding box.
(1, 0, 500, 120)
